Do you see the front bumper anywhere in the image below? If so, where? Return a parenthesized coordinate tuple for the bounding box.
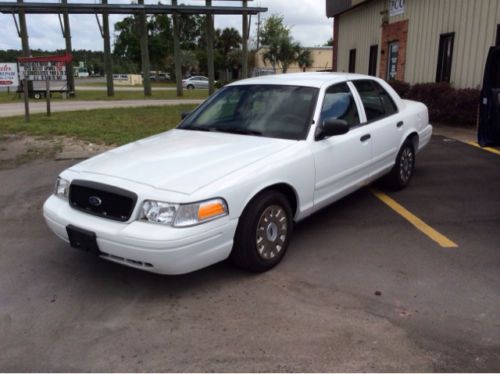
(43, 195, 238, 274)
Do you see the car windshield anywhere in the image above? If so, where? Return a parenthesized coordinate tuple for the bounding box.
(179, 84, 319, 140)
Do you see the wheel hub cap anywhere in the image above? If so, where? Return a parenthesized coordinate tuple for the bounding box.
(256, 205, 288, 260)
(400, 148, 414, 183)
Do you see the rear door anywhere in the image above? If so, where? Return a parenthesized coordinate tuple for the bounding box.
(311, 82, 372, 210)
(352, 80, 402, 176)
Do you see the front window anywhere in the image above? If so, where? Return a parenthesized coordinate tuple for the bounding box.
(179, 85, 319, 140)
(320, 83, 360, 127)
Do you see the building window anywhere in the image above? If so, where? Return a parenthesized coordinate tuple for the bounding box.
(368, 45, 378, 76)
(386, 41, 399, 80)
(349, 49, 356, 73)
(496, 25, 500, 46)
(436, 33, 455, 83)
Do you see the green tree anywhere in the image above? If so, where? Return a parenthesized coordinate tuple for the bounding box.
(297, 48, 314, 72)
(259, 15, 304, 73)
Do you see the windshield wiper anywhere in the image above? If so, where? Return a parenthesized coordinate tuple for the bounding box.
(210, 127, 262, 136)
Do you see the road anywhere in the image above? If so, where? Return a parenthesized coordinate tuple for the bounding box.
(0, 136, 498, 371)
(0, 99, 204, 118)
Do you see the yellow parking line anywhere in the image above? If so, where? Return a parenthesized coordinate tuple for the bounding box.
(370, 188, 458, 248)
(467, 141, 500, 156)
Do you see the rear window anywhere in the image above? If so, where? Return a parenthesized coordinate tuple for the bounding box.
(353, 80, 398, 122)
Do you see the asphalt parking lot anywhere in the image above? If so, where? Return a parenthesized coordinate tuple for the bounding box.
(0, 135, 499, 372)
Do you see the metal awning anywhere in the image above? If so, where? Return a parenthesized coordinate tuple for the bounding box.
(0, 2, 267, 15)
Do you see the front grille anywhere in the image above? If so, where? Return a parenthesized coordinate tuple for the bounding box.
(69, 180, 137, 222)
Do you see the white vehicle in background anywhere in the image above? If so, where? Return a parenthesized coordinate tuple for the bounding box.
(43, 73, 432, 275)
(182, 75, 211, 89)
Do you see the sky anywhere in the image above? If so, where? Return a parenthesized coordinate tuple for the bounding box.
(0, 0, 333, 51)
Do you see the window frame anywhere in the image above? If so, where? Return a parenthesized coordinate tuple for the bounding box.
(368, 44, 378, 77)
(348, 49, 357, 73)
(436, 32, 455, 83)
(350, 79, 400, 125)
(318, 82, 362, 130)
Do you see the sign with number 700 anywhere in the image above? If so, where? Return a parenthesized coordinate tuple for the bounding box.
(389, 0, 405, 17)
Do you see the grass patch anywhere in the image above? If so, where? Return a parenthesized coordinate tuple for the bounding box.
(78, 82, 176, 88)
(0, 104, 198, 145)
(0, 89, 208, 103)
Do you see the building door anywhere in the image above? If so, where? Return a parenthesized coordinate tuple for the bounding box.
(496, 25, 500, 46)
(386, 41, 399, 80)
(368, 45, 378, 76)
(349, 49, 356, 73)
(436, 33, 455, 82)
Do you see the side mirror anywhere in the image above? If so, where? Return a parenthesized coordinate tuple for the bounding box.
(315, 118, 349, 140)
(181, 111, 192, 120)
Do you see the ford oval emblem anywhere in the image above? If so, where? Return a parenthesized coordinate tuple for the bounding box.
(88, 196, 102, 207)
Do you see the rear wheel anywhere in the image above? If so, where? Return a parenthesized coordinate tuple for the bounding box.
(384, 141, 415, 190)
(231, 191, 293, 272)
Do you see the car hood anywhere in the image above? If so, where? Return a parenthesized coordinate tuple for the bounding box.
(70, 129, 294, 195)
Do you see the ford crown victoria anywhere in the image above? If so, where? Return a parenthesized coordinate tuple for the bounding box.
(43, 73, 432, 274)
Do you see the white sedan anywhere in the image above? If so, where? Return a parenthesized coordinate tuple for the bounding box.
(43, 73, 432, 274)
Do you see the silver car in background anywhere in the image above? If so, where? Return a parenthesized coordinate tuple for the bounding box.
(182, 76, 210, 89)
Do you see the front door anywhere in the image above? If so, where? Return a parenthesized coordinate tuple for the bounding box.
(386, 42, 399, 81)
(311, 82, 372, 210)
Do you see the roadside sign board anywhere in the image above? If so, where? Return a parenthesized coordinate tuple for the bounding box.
(17, 53, 72, 81)
(19, 61, 67, 81)
(0, 63, 19, 87)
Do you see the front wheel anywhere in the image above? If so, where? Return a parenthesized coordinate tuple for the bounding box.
(187, 84, 195, 90)
(230, 191, 293, 272)
(384, 141, 415, 190)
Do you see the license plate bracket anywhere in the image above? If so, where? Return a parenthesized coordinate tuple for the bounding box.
(66, 225, 101, 254)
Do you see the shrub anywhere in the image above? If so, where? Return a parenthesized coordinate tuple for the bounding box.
(214, 80, 231, 89)
(388, 80, 411, 98)
(389, 81, 480, 127)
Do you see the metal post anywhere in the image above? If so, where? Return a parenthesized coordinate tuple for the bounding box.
(22, 78, 29, 123)
(242, 0, 248, 79)
(102, 0, 114, 97)
(61, 0, 74, 96)
(45, 78, 51, 117)
(138, 0, 152, 96)
(205, 0, 215, 94)
(172, 0, 183, 97)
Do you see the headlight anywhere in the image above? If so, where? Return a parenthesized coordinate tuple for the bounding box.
(54, 177, 70, 200)
(141, 198, 228, 227)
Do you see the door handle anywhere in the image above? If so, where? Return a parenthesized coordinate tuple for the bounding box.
(360, 134, 371, 142)
(397, 121, 404, 128)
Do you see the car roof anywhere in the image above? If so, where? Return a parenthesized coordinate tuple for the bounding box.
(228, 72, 373, 89)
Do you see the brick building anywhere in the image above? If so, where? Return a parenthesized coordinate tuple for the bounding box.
(326, 0, 500, 88)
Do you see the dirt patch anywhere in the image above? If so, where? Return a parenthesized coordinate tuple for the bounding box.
(0, 134, 113, 169)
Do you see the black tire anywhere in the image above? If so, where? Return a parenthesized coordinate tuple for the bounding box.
(33, 93, 42, 100)
(230, 190, 293, 272)
(384, 140, 416, 190)
(187, 84, 195, 90)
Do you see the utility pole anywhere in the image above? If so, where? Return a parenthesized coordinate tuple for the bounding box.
(138, 0, 152, 96)
(205, 0, 215, 94)
(102, 0, 114, 97)
(17, 0, 30, 122)
(61, 0, 74, 95)
(172, 0, 183, 97)
(242, 0, 249, 78)
(17, 0, 29, 57)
